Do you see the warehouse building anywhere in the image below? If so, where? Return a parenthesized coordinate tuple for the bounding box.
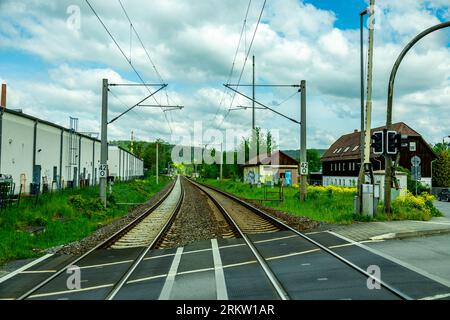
(0, 102, 144, 195)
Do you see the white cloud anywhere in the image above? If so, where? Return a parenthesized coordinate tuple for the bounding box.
(0, 0, 449, 151)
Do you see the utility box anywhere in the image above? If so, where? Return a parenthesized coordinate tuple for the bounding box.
(373, 183, 380, 216)
(362, 184, 374, 217)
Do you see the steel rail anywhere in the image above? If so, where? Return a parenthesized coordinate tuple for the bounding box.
(105, 177, 185, 300)
(187, 178, 290, 300)
(16, 178, 178, 300)
(193, 180, 412, 300)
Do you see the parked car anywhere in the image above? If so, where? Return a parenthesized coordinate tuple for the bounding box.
(438, 189, 450, 202)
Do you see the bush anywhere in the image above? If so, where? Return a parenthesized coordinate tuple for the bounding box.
(391, 191, 441, 221)
(68, 195, 106, 218)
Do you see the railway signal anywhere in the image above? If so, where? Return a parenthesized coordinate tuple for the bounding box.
(371, 131, 384, 154)
(386, 130, 399, 155)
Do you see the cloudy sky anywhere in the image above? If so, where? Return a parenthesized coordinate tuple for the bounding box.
(0, 0, 449, 151)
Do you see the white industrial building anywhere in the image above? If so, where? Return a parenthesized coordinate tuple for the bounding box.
(0, 109, 144, 195)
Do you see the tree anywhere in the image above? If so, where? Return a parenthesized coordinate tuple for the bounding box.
(433, 150, 450, 187)
(307, 149, 322, 173)
(433, 142, 449, 153)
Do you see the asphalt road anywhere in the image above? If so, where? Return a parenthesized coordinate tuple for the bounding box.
(363, 201, 450, 295)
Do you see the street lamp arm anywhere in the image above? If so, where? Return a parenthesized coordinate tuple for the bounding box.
(384, 20, 450, 214)
(387, 21, 450, 127)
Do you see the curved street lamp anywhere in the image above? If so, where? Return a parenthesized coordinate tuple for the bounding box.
(384, 21, 450, 214)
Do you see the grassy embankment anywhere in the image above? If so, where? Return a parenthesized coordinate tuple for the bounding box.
(0, 176, 170, 265)
(201, 179, 442, 224)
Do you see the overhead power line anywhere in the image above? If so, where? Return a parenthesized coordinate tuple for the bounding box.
(117, 0, 175, 130)
(211, 0, 253, 123)
(217, 0, 267, 131)
(85, 0, 173, 133)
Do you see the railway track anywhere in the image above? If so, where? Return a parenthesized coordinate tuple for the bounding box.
(16, 176, 184, 300)
(7, 175, 415, 300)
(187, 178, 412, 300)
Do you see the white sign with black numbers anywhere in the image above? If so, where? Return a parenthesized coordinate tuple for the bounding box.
(300, 162, 309, 175)
(99, 164, 107, 178)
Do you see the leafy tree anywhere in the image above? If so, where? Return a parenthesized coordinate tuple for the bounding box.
(433, 150, 450, 187)
(307, 149, 322, 173)
(433, 142, 449, 153)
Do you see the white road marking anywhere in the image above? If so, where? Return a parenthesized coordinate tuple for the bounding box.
(80, 260, 134, 270)
(223, 260, 258, 268)
(219, 243, 246, 249)
(127, 274, 167, 284)
(254, 235, 297, 244)
(329, 240, 385, 249)
(0, 254, 53, 284)
(328, 231, 450, 289)
(419, 292, 450, 300)
(211, 239, 228, 300)
(21, 270, 57, 274)
(28, 283, 114, 298)
(305, 231, 326, 235)
(266, 249, 321, 261)
(301, 263, 311, 266)
(317, 278, 328, 281)
(158, 247, 183, 300)
(144, 253, 176, 261)
(177, 267, 214, 276)
(183, 248, 212, 255)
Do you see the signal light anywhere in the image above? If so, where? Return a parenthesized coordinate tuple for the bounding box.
(371, 131, 384, 154)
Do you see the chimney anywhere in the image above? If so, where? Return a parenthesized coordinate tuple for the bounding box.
(354, 129, 358, 133)
(1, 83, 6, 111)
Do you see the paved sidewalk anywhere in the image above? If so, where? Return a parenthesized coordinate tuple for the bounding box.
(330, 201, 450, 242)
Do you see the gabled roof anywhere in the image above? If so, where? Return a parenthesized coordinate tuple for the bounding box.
(244, 150, 299, 166)
(321, 122, 432, 162)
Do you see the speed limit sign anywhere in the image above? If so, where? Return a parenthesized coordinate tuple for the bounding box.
(99, 164, 107, 178)
(300, 162, 309, 176)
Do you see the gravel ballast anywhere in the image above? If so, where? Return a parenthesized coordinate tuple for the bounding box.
(56, 179, 175, 256)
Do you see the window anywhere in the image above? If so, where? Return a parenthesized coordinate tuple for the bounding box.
(337, 148, 342, 153)
(353, 145, 359, 151)
(343, 163, 346, 171)
(344, 147, 350, 153)
(338, 163, 341, 171)
(333, 148, 338, 154)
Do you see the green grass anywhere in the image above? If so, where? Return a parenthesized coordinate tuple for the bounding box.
(201, 179, 441, 225)
(0, 176, 170, 265)
(201, 179, 356, 224)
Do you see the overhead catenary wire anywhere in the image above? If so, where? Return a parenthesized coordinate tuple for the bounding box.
(117, 0, 174, 132)
(211, 0, 253, 123)
(217, 0, 267, 131)
(85, 0, 173, 133)
(118, 0, 171, 106)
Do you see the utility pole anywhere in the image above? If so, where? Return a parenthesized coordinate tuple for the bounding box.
(359, 0, 376, 216)
(156, 141, 159, 185)
(100, 79, 108, 207)
(300, 80, 307, 202)
(252, 55, 256, 130)
(220, 142, 223, 180)
(363, 0, 375, 175)
(357, 8, 369, 214)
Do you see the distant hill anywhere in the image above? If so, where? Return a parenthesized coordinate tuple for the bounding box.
(282, 149, 327, 160)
